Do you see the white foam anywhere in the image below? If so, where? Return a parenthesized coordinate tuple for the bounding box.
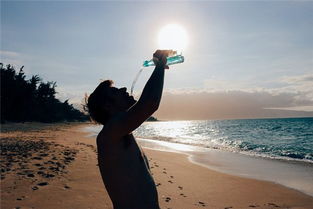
(82, 125, 313, 197)
(137, 138, 313, 197)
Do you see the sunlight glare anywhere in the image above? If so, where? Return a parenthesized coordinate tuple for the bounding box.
(158, 24, 188, 53)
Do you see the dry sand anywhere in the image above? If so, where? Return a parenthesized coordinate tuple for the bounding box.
(1, 123, 312, 209)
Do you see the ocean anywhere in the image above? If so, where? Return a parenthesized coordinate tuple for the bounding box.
(83, 117, 313, 196)
(134, 117, 313, 163)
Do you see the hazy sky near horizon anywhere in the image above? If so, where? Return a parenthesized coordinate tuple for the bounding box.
(1, 1, 313, 119)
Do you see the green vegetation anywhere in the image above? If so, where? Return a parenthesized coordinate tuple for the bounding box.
(0, 63, 88, 123)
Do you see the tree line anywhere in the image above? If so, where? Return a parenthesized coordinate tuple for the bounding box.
(0, 63, 88, 123)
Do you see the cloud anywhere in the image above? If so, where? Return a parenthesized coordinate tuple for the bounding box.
(265, 106, 313, 112)
(56, 85, 90, 102)
(0, 50, 23, 66)
(0, 50, 20, 57)
(204, 73, 313, 105)
(282, 74, 313, 84)
(154, 90, 313, 120)
(203, 78, 251, 92)
(55, 73, 313, 120)
(156, 73, 313, 120)
(274, 74, 313, 104)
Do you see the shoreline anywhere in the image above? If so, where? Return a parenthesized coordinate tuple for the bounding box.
(143, 148, 313, 209)
(137, 138, 313, 197)
(83, 124, 313, 197)
(1, 122, 312, 209)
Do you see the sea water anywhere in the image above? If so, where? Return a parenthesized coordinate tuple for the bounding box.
(84, 117, 313, 163)
(83, 117, 313, 196)
(134, 117, 313, 163)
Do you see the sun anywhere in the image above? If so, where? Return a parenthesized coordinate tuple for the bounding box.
(158, 24, 188, 53)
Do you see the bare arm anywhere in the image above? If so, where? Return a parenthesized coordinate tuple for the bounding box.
(106, 50, 171, 138)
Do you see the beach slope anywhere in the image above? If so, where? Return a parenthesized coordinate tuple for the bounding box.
(1, 123, 312, 209)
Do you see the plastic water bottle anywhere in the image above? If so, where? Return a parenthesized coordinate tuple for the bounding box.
(143, 54, 184, 67)
(131, 53, 185, 95)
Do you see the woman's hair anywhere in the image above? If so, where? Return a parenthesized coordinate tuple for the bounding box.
(85, 80, 113, 125)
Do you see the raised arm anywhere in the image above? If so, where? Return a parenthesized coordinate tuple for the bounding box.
(136, 50, 170, 113)
(106, 50, 172, 138)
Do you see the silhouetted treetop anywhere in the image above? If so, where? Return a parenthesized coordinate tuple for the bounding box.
(0, 63, 88, 123)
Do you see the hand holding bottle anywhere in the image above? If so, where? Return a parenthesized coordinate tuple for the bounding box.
(143, 50, 184, 68)
(132, 50, 184, 95)
(152, 50, 175, 69)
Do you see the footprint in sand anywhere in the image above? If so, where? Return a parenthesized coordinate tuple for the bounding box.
(37, 171, 45, 175)
(37, 182, 48, 186)
(43, 173, 55, 178)
(168, 180, 173, 184)
(153, 163, 159, 167)
(27, 173, 35, 178)
(180, 193, 187, 197)
(32, 186, 39, 190)
(267, 203, 279, 208)
(178, 186, 183, 190)
(165, 197, 171, 202)
(16, 196, 25, 201)
(198, 201, 206, 207)
(224, 207, 233, 209)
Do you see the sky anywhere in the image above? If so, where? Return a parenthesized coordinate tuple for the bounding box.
(1, 0, 313, 120)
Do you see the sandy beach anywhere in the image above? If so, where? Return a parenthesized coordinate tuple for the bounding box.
(1, 123, 312, 209)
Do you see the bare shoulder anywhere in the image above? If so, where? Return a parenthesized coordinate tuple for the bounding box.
(96, 113, 124, 145)
(98, 112, 129, 138)
(96, 125, 112, 145)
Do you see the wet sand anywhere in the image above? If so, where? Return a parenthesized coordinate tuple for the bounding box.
(1, 123, 312, 209)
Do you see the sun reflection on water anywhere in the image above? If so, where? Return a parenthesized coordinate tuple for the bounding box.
(136, 120, 223, 149)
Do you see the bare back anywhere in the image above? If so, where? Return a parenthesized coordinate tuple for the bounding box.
(97, 127, 160, 209)
(92, 51, 169, 209)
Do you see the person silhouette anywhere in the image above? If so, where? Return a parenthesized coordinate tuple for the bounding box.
(86, 50, 173, 209)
